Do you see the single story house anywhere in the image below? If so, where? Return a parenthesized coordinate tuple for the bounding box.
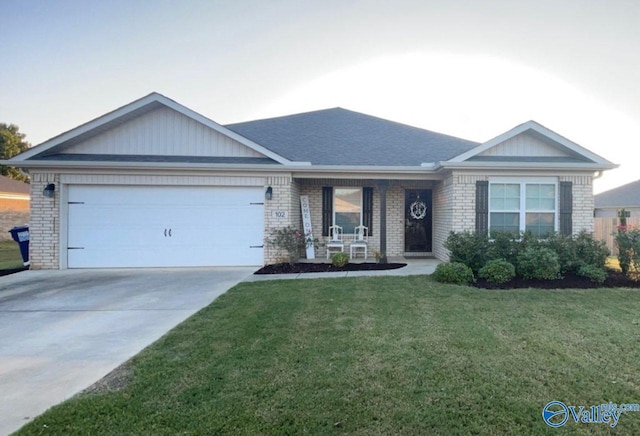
(0, 175, 30, 241)
(3, 93, 616, 269)
(593, 179, 640, 255)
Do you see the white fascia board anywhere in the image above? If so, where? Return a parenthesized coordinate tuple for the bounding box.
(10, 93, 296, 166)
(4, 159, 439, 176)
(447, 120, 616, 166)
(439, 160, 618, 171)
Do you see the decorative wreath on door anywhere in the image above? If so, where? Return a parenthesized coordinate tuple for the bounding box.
(409, 198, 427, 220)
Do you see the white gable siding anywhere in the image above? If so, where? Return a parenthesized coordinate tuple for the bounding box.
(479, 133, 567, 157)
(63, 106, 265, 158)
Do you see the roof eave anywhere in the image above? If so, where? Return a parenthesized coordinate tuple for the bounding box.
(439, 161, 619, 171)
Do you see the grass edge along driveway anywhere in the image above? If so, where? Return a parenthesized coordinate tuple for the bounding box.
(17, 276, 640, 435)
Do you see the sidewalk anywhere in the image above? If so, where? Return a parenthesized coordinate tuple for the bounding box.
(243, 258, 440, 282)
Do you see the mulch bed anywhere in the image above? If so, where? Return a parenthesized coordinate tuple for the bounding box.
(255, 262, 407, 275)
(475, 270, 640, 289)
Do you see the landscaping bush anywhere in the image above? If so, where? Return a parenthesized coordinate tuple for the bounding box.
(516, 247, 561, 280)
(266, 226, 320, 264)
(487, 231, 519, 262)
(574, 230, 609, 269)
(444, 231, 489, 273)
(478, 259, 516, 284)
(331, 252, 349, 268)
(542, 233, 578, 274)
(433, 262, 475, 285)
(577, 264, 607, 285)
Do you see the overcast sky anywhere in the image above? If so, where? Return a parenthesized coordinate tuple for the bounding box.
(1, 0, 638, 193)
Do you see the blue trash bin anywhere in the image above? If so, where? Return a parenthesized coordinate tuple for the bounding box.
(8, 225, 30, 267)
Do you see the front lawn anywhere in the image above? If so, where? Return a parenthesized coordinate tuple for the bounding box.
(0, 240, 24, 269)
(18, 276, 640, 434)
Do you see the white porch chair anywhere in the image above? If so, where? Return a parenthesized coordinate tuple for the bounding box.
(326, 225, 344, 259)
(350, 225, 368, 259)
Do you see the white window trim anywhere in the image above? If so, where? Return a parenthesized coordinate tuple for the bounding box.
(488, 177, 558, 234)
(333, 187, 363, 235)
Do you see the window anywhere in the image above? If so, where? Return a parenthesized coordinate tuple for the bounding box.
(334, 187, 362, 234)
(489, 181, 556, 237)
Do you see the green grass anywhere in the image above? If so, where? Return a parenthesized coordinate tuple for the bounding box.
(17, 276, 640, 435)
(0, 240, 24, 269)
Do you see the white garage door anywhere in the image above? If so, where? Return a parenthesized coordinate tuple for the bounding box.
(67, 185, 264, 268)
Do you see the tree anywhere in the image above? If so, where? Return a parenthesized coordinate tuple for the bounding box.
(0, 123, 30, 182)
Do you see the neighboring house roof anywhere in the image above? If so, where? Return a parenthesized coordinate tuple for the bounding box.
(595, 179, 640, 209)
(225, 108, 480, 166)
(0, 175, 30, 198)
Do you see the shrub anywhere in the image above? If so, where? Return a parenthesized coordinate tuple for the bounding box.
(517, 247, 561, 280)
(433, 262, 475, 285)
(488, 231, 519, 262)
(478, 259, 516, 284)
(444, 231, 489, 273)
(331, 252, 349, 268)
(543, 233, 578, 274)
(266, 226, 320, 264)
(577, 264, 607, 285)
(574, 230, 609, 269)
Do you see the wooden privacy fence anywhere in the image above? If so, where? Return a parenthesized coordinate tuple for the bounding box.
(594, 217, 640, 256)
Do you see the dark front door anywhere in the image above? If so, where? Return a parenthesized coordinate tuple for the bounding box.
(405, 189, 432, 253)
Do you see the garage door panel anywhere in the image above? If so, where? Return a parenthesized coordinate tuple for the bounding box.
(67, 185, 264, 268)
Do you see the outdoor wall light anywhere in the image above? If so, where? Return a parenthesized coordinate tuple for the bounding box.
(265, 186, 273, 200)
(43, 183, 56, 198)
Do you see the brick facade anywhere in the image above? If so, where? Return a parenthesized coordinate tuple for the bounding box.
(560, 174, 594, 233)
(263, 175, 302, 264)
(29, 172, 60, 269)
(24, 170, 598, 269)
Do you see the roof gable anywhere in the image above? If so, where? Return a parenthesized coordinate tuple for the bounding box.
(448, 121, 616, 168)
(13, 93, 296, 165)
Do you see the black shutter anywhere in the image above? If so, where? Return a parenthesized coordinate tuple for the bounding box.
(322, 187, 333, 237)
(476, 181, 489, 234)
(559, 181, 573, 235)
(363, 187, 374, 236)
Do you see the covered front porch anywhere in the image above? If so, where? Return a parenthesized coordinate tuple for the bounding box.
(264, 176, 448, 264)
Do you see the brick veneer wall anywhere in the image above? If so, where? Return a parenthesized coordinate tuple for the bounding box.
(560, 174, 595, 233)
(29, 172, 60, 269)
(264, 175, 303, 264)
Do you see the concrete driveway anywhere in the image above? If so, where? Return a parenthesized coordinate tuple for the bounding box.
(0, 267, 253, 435)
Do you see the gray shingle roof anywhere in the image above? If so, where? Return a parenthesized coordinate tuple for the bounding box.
(225, 108, 479, 166)
(595, 179, 640, 208)
(0, 175, 29, 194)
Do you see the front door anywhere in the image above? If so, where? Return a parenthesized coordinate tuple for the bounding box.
(404, 189, 432, 253)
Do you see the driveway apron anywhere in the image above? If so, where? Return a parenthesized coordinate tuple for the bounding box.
(0, 267, 253, 435)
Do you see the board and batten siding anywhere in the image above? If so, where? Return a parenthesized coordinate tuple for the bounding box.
(479, 132, 567, 157)
(63, 106, 264, 158)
